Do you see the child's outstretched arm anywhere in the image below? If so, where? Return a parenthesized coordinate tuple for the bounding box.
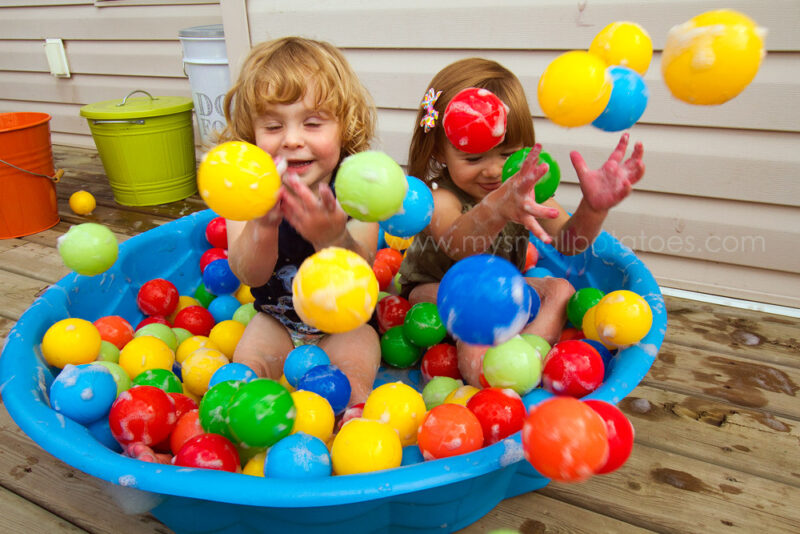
(226, 201, 283, 287)
(546, 133, 645, 255)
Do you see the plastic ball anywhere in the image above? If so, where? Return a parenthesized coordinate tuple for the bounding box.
(524, 241, 539, 272)
(172, 327, 194, 346)
(90, 361, 131, 396)
(227, 378, 296, 448)
(402, 302, 446, 347)
(96, 340, 120, 363)
(290, 390, 335, 442)
(173, 433, 240, 472)
(57, 222, 118, 276)
(203, 259, 240, 296)
(593, 290, 653, 346)
(589, 21, 653, 75)
(242, 451, 267, 477)
(384, 232, 414, 251)
(132, 368, 182, 394)
(207, 295, 241, 323)
(542, 340, 605, 397)
(420, 343, 460, 382)
(193, 283, 216, 307)
(284, 345, 331, 388)
(118, 335, 175, 379)
(524, 266, 553, 278)
(198, 380, 242, 441)
(330, 418, 402, 475)
(108, 385, 177, 446)
(167, 296, 201, 323)
(375, 295, 411, 333)
(375, 248, 403, 275)
(337, 402, 364, 432)
(292, 247, 378, 334)
(208, 362, 257, 389)
(136, 315, 171, 330)
(135, 322, 178, 352)
(581, 338, 615, 369)
(173, 305, 216, 337)
(482, 335, 542, 395)
(537, 51, 612, 128)
(380, 326, 423, 368)
(68, 190, 96, 215)
(522, 396, 608, 482)
(265, 432, 332, 479)
(501, 149, 560, 204)
(176, 335, 219, 365)
(334, 151, 408, 222)
(197, 141, 280, 221)
(232, 303, 258, 325)
(443, 87, 508, 154)
(181, 347, 230, 397)
(208, 319, 245, 359)
(170, 409, 203, 455)
(417, 403, 484, 460)
(233, 284, 254, 304)
(466, 387, 526, 445)
(49, 364, 117, 424)
(437, 255, 530, 346)
(379, 175, 435, 238)
(199, 247, 228, 273)
(135, 278, 178, 317)
(525, 284, 541, 325)
(87, 416, 122, 452)
(93, 315, 134, 350)
(662, 10, 765, 105)
(567, 288, 605, 329)
(363, 382, 427, 446)
(372, 260, 393, 292)
(443, 384, 480, 407)
(422, 376, 463, 410)
(592, 66, 649, 132)
(519, 334, 551, 360)
(205, 216, 228, 249)
(584, 399, 634, 474)
(296, 364, 351, 416)
(41, 318, 102, 368)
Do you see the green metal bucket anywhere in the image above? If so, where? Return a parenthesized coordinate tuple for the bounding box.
(80, 90, 197, 206)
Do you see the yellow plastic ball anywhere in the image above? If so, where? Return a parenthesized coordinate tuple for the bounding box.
(538, 50, 613, 128)
(331, 418, 402, 475)
(384, 233, 413, 252)
(176, 335, 220, 365)
(68, 190, 96, 216)
(242, 451, 266, 477)
(589, 21, 653, 75)
(118, 336, 175, 379)
(167, 295, 200, 323)
(662, 10, 765, 105)
(279, 374, 295, 392)
(197, 141, 281, 221)
(290, 390, 335, 443)
(363, 382, 427, 446)
(41, 318, 102, 368)
(234, 284, 255, 304)
(208, 320, 245, 360)
(292, 247, 379, 334)
(181, 347, 229, 397)
(181, 382, 201, 403)
(593, 290, 653, 347)
(443, 385, 480, 407)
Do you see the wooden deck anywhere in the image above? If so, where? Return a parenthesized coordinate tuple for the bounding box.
(0, 145, 798, 534)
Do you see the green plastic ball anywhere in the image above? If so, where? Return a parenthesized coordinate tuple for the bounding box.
(380, 326, 423, 368)
(482, 335, 542, 395)
(96, 340, 120, 363)
(194, 282, 216, 307)
(227, 378, 296, 448)
(501, 149, 560, 204)
(134, 323, 178, 352)
(57, 223, 119, 276)
(567, 287, 605, 328)
(335, 151, 407, 222)
(232, 303, 258, 325)
(402, 302, 446, 347)
(520, 334, 551, 361)
(132, 368, 182, 394)
(90, 361, 131, 396)
(172, 327, 193, 346)
(422, 376, 463, 410)
(199, 380, 242, 441)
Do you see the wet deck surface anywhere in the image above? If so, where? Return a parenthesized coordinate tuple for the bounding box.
(0, 145, 798, 534)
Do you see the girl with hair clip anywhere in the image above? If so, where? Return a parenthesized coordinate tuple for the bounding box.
(398, 57, 645, 387)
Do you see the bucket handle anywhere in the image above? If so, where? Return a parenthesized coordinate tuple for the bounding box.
(0, 157, 63, 183)
(117, 90, 157, 107)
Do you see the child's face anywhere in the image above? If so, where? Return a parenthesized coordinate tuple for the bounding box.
(253, 86, 342, 193)
(440, 141, 522, 201)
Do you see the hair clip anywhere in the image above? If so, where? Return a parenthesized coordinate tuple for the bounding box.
(419, 88, 442, 133)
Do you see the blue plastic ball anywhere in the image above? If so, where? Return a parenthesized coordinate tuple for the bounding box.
(265, 432, 331, 479)
(208, 362, 257, 389)
(202, 258, 240, 295)
(592, 66, 649, 132)
(377, 229, 387, 250)
(437, 255, 531, 346)
(284, 345, 330, 388)
(87, 416, 122, 452)
(526, 284, 541, 324)
(296, 364, 351, 415)
(524, 266, 553, 278)
(49, 363, 118, 424)
(581, 338, 615, 368)
(379, 176, 434, 238)
(207, 294, 241, 323)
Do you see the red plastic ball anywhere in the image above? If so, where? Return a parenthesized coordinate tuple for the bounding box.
(108, 385, 177, 447)
(337, 402, 365, 431)
(559, 327, 585, 342)
(170, 409, 204, 455)
(373, 260, 393, 292)
(173, 305, 216, 337)
(443, 87, 508, 154)
(205, 217, 228, 249)
(417, 403, 484, 460)
(420, 343, 461, 382)
(137, 278, 180, 317)
(542, 340, 605, 397)
(375, 295, 411, 334)
(466, 387, 526, 445)
(136, 315, 171, 330)
(173, 433, 240, 473)
(375, 248, 403, 276)
(479, 372, 490, 389)
(522, 396, 608, 482)
(93, 315, 134, 350)
(153, 393, 198, 451)
(524, 241, 539, 272)
(584, 400, 634, 474)
(200, 247, 228, 273)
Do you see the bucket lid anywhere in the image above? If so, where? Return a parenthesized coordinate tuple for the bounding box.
(80, 90, 193, 120)
(179, 24, 224, 38)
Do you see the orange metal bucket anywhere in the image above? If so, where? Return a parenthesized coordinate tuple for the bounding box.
(0, 112, 60, 239)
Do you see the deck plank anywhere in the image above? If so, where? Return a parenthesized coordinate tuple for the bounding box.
(0, 485, 89, 533)
(0, 239, 71, 283)
(0, 269, 51, 322)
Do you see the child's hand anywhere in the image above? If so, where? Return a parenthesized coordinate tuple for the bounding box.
(280, 173, 349, 249)
(570, 133, 644, 212)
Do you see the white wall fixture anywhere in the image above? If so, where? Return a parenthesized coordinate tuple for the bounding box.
(44, 38, 71, 78)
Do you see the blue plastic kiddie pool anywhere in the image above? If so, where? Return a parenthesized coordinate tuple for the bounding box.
(0, 209, 666, 533)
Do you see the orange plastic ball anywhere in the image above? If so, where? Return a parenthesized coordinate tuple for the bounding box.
(417, 403, 484, 460)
